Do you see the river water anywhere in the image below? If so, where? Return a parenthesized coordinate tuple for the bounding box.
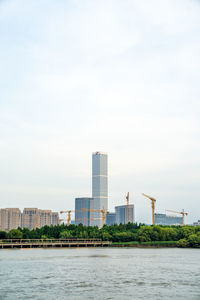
(0, 248, 200, 299)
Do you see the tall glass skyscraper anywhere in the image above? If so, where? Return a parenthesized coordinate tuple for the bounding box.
(92, 152, 108, 227)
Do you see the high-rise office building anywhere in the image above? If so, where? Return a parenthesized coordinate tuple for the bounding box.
(115, 205, 135, 225)
(92, 152, 108, 227)
(75, 197, 94, 226)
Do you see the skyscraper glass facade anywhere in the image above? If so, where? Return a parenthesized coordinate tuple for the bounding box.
(106, 213, 116, 226)
(92, 152, 108, 227)
(155, 213, 183, 225)
(115, 205, 134, 225)
(75, 197, 94, 226)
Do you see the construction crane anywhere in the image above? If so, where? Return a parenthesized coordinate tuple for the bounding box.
(142, 193, 156, 225)
(82, 207, 108, 226)
(59, 218, 65, 224)
(126, 192, 130, 223)
(60, 210, 75, 226)
(165, 209, 188, 226)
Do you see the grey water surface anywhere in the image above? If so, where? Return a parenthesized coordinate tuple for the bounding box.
(0, 248, 200, 299)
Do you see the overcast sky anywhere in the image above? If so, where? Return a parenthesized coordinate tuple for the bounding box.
(0, 0, 200, 224)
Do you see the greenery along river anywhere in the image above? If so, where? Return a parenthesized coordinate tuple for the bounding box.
(1, 223, 200, 247)
(0, 248, 200, 300)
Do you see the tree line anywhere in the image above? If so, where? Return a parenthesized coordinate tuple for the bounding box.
(0, 223, 200, 247)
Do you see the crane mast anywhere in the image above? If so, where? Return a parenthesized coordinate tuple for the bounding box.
(82, 207, 108, 226)
(126, 192, 130, 224)
(142, 193, 156, 225)
(60, 210, 75, 226)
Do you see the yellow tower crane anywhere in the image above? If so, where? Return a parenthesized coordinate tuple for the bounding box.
(165, 209, 188, 226)
(82, 207, 109, 226)
(126, 192, 130, 224)
(60, 210, 75, 226)
(142, 193, 156, 225)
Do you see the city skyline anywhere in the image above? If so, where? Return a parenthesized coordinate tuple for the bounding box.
(0, 150, 195, 225)
(0, 0, 200, 224)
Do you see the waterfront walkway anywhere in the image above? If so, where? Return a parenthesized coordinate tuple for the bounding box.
(0, 239, 111, 249)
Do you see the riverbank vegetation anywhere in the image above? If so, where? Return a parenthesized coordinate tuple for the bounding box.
(0, 223, 200, 248)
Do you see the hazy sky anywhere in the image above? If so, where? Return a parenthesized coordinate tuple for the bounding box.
(0, 0, 200, 224)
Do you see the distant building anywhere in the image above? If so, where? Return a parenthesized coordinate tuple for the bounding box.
(106, 213, 116, 226)
(22, 208, 39, 230)
(92, 152, 108, 227)
(75, 198, 94, 226)
(155, 213, 183, 225)
(51, 212, 59, 226)
(0, 208, 59, 231)
(21, 208, 59, 229)
(115, 205, 134, 225)
(193, 220, 200, 226)
(38, 210, 52, 228)
(0, 208, 21, 232)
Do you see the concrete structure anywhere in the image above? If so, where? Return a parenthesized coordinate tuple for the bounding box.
(0, 239, 111, 249)
(0, 208, 59, 231)
(75, 198, 94, 226)
(21, 208, 59, 229)
(115, 205, 135, 225)
(51, 212, 59, 225)
(193, 220, 200, 226)
(106, 212, 116, 226)
(92, 152, 108, 227)
(38, 210, 52, 228)
(0, 208, 21, 232)
(21, 208, 39, 230)
(155, 213, 183, 225)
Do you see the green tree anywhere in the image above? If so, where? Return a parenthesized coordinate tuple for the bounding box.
(188, 234, 200, 248)
(0, 231, 7, 239)
(102, 232, 112, 241)
(60, 230, 72, 238)
(112, 232, 135, 242)
(180, 226, 195, 239)
(7, 229, 23, 239)
(41, 235, 48, 240)
(138, 226, 152, 242)
(177, 239, 189, 248)
(21, 227, 31, 239)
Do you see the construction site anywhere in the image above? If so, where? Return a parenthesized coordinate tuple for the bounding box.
(0, 152, 189, 231)
(59, 191, 188, 228)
